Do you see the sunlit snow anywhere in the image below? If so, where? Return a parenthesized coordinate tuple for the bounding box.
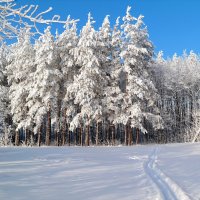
(0, 143, 199, 200)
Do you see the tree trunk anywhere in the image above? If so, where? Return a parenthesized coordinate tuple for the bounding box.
(3, 127, 8, 146)
(30, 130, 34, 146)
(96, 121, 99, 146)
(38, 125, 42, 147)
(128, 125, 130, 146)
(105, 123, 108, 145)
(46, 104, 51, 146)
(68, 125, 70, 146)
(15, 130, 20, 146)
(55, 131, 58, 146)
(125, 124, 128, 146)
(111, 125, 115, 145)
(75, 128, 78, 145)
(128, 125, 132, 146)
(85, 124, 90, 146)
(55, 109, 61, 146)
(130, 126, 133, 145)
(136, 128, 139, 145)
(61, 109, 67, 146)
(56, 99, 61, 146)
(80, 126, 83, 146)
(25, 129, 29, 146)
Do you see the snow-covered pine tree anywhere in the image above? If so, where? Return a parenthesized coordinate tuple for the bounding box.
(27, 26, 62, 146)
(95, 15, 113, 145)
(67, 13, 108, 146)
(6, 28, 35, 145)
(102, 17, 124, 145)
(0, 43, 10, 145)
(119, 6, 163, 143)
(56, 16, 79, 145)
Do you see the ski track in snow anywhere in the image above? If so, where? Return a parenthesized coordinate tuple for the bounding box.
(144, 147, 191, 200)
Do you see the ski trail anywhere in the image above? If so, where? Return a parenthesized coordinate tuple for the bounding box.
(144, 147, 191, 200)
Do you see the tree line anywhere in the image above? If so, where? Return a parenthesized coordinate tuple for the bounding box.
(0, 6, 199, 146)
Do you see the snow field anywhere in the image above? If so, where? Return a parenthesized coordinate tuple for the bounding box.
(0, 143, 200, 200)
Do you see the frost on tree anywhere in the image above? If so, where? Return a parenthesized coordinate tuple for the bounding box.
(28, 26, 61, 145)
(103, 17, 123, 125)
(0, 0, 77, 145)
(6, 28, 36, 146)
(7, 28, 34, 131)
(0, 0, 68, 40)
(0, 43, 10, 145)
(0, 2, 199, 146)
(56, 16, 79, 145)
(118, 6, 163, 133)
(154, 51, 200, 143)
(67, 13, 108, 130)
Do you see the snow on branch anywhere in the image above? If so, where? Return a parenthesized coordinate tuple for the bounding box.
(0, 0, 78, 40)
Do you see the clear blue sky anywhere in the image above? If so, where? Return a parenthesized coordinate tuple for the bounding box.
(19, 0, 200, 57)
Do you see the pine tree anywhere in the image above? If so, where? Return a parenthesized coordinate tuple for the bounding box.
(28, 26, 61, 145)
(67, 13, 108, 145)
(0, 43, 10, 145)
(6, 28, 35, 145)
(100, 17, 124, 144)
(96, 15, 112, 144)
(119, 6, 163, 136)
(56, 16, 79, 145)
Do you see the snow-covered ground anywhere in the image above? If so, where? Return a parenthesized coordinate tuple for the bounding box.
(0, 143, 199, 200)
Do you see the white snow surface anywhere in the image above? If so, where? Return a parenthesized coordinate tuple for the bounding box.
(0, 143, 200, 200)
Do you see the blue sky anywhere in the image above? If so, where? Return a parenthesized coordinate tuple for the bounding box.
(19, 0, 200, 57)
